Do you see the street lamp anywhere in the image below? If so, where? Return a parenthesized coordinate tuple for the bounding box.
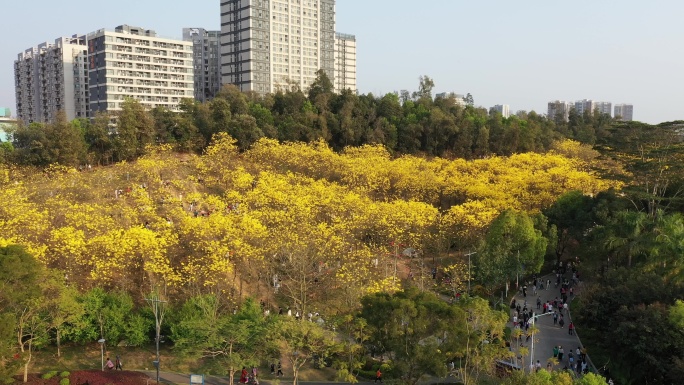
(528, 312, 552, 372)
(97, 339, 106, 371)
(464, 251, 476, 296)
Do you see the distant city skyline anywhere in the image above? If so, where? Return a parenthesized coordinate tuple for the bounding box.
(2, 0, 683, 124)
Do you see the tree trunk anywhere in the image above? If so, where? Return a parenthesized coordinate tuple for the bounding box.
(57, 328, 61, 358)
(23, 340, 32, 383)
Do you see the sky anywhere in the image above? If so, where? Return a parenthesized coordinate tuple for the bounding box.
(2, 0, 683, 124)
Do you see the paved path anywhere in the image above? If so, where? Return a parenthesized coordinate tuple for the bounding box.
(507, 270, 594, 375)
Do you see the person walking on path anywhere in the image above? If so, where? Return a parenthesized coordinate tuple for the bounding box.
(553, 345, 559, 358)
(559, 317, 565, 328)
(568, 322, 575, 335)
(558, 346, 564, 362)
(115, 355, 122, 370)
(277, 362, 284, 377)
(375, 369, 382, 383)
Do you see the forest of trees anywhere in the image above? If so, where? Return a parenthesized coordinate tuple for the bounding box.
(0, 73, 621, 168)
(2, 75, 684, 384)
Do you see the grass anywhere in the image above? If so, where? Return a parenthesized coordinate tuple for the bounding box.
(29, 343, 335, 382)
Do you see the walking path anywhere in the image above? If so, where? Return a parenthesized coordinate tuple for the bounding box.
(507, 268, 595, 376)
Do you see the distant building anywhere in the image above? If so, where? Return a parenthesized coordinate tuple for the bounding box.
(547, 100, 573, 122)
(595, 101, 612, 116)
(574, 99, 596, 116)
(490, 104, 510, 118)
(0, 110, 16, 142)
(219, 0, 355, 95)
(87, 25, 194, 115)
(614, 104, 634, 121)
(435, 92, 466, 106)
(183, 28, 221, 102)
(14, 35, 89, 125)
(334, 32, 357, 93)
(573, 99, 612, 116)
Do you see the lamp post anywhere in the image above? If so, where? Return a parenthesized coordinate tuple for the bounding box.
(97, 339, 106, 371)
(528, 312, 552, 372)
(464, 251, 476, 296)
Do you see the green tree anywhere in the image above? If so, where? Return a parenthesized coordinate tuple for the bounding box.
(361, 289, 462, 385)
(308, 69, 334, 102)
(0, 246, 48, 382)
(172, 296, 275, 384)
(544, 190, 594, 263)
(115, 98, 155, 160)
(278, 317, 338, 385)
(0, 246, 43, 383)
(475, 210, 548, 292)
(40, 271, 84, 357)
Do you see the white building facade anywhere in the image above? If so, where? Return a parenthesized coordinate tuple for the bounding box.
(614, 104, 634, 121)
(87, 25, 194, 115)
(547, 100, 573, 122)
(490, 104, 510, 118)
(334, 32, 356, 92)
(14, 35, 89, 125)
(220, 0, 351, 94)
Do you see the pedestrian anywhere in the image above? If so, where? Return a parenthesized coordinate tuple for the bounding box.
(558, 347, 564, 362)
(563, 302, 569, 315)
(553, 345, 559, 358)
(536, 360, 541, 372)
(375, 369, 382, 383)
(523, 285, 527, 297)
(559, 318, 565, 328)
(568, 322, 574, 335)
(277, 362, 283, 377)
(105, 357, 114, 370)
(553, 312, 558, 325)
(547, 362, 553, 371)
(240, 367, 248, 383)
(115, 355, 122, 370)
(536, 297, 541, 310)
(270, 363, 275, 375)
(546, 279, 551, 290)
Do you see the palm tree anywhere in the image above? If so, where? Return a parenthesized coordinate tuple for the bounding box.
(603, 210, 652, 268)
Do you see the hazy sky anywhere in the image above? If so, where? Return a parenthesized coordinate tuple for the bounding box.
(3, 0, 683, 123)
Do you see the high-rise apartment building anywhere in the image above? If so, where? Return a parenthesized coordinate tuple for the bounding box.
(490, 104, 510, 118)
(87, 25, 194, 115)
(547, 100, 573, 122)
(14, 35, 89, 125)
(333, 32, 356, 92)
(595, 101, 612, 116)
(614, 104, 634, 121)
(574, 99, 596, 116)
(183, 28, 221, 102)
(574, 99, 612, 116)
(219, 0, 350, 95)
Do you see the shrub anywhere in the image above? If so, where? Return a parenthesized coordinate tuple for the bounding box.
(59, 378, 70, 385)
(42, 371, 58, 380)
(60, 371, 70, 378)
